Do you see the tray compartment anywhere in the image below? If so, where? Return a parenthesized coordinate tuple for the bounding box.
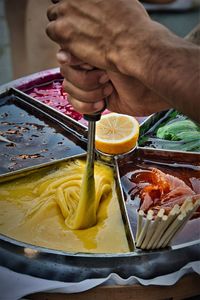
(139, 109, 200, 153)
(0, 153, 135, 254)
(0, 88, 87, 179)
(24, 78, 84, 123)
(117, 148, 200, 244)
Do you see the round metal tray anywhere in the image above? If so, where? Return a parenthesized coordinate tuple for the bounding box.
(0, 69, 199, 282)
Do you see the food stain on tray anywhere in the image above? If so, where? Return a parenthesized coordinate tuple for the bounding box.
(0, 91, 86, 175)
(0, 159, 130, 253)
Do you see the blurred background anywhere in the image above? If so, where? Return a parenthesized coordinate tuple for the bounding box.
(0, 0, 200, 85)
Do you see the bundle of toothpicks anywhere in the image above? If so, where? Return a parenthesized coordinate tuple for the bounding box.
(135, 197, 200, 250)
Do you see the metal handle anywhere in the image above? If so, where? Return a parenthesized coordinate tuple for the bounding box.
(83, 98, 107, 122)
(83, 113, 101, 122)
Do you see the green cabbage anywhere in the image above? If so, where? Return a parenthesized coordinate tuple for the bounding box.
(156, 120, 200, 151)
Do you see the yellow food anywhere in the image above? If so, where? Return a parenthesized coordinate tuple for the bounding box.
(0, 159, 130, 253)
(95, 113, 139, 154)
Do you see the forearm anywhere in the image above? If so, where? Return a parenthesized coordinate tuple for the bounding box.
(113, 22, 200, 123)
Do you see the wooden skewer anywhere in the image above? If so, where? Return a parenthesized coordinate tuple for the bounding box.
(136, 198, 200, 250)
(136, 209, 144, 242)
(153, 205, 180, 249)
(162, 199, 200, 248)
(145, 215, 168, 249)
(142, 206, 179, 250)
(170, 204, 181, 215)
(145, 208, 165, 250)
(148, 209, 154, 216)
(151, 214, 169, 249)
(140, 210, 155, 249)
(180, 198, 192, 213)
(157, 212, 186, 248)
(136, 210, 153, 248)
(140, 212, 157, 249)
(162, 213, 191, 248)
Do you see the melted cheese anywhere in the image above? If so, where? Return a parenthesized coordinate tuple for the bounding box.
(0, 159, 129, 253)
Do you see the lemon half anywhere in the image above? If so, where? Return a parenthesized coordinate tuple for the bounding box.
(95, 113, 139, 155)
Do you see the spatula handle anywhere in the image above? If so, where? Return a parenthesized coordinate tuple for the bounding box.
(83, 98, 107, 122)
(83, 113, 101, 122)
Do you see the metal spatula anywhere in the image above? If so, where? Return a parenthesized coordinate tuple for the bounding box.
(77, 113, 101, 228)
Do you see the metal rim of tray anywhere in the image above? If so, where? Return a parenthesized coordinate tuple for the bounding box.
(0, 69, 199, 282)
(0, 233, 199, 282)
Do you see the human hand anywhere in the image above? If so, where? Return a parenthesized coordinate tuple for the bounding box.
(57, 51, 113, 114)
(46, 0, 152, 75)
(47, 1, 200, 123)
(58, 51, 170, 116)
(106, 72, 170, 116)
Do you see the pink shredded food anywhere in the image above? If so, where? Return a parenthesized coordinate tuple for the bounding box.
(27, 80, 145, 125)
(28, 81, 83, 122)
(130, 168, 200, 218)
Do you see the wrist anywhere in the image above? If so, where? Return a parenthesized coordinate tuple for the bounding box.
(113, 21, 200, 121)
(109, 20, 200, 121)
(107, 19, 167, 78)
(110, 19, 197, 87)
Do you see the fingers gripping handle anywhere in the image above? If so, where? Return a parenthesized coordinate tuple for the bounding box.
(83, 99, 107, 122)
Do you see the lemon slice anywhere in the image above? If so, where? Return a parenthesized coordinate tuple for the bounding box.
(95, 113, 139, 155)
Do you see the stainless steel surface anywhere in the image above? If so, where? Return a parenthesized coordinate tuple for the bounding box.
(0, 149, 199, 281)
(0, 232, 199, 282)
(82, 112, 102, 229)
(86, 120, 96, 170)
(81, 120, 96, 228)
(0, 87, 87, 178)
(0, 151, 135, 250)
(85, 120, 96, 195)
(0, 87, 199, 283)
